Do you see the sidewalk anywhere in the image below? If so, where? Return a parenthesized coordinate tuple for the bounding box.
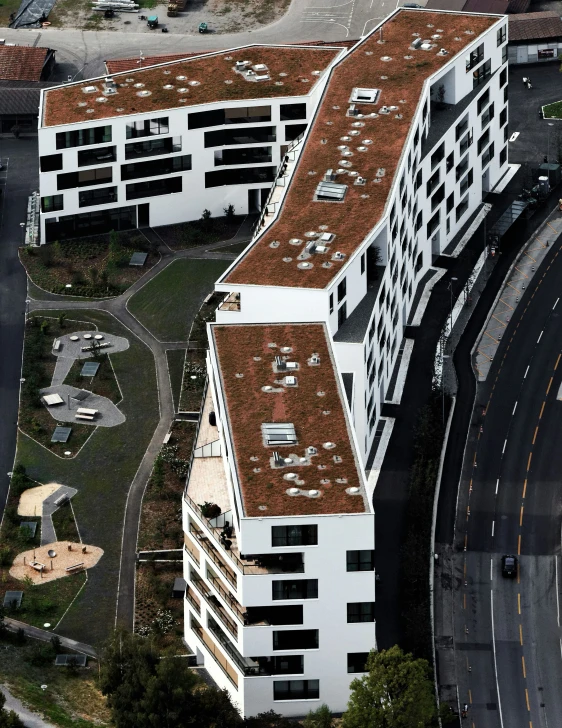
(4, 617, 97, 657)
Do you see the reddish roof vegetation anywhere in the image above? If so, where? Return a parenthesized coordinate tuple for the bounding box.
(105, 53, 202, 74)
(212, 323, 367, 518)
(43, 45, 342, 127)
(0, 46, 50, 82)
(225, 10, 498, 290)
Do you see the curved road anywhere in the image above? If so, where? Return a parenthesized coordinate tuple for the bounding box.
(454, 223, 562, 726)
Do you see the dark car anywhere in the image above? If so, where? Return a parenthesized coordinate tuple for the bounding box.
(501, 554, 517, 578)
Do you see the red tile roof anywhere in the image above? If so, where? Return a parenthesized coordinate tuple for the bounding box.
(0, 46, 50, 82)
(508, 11, 562, 41)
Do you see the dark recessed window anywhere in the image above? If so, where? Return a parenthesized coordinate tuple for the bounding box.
(57, 167, 112, 190)
(497, 25, 507, 46)
(446, 192, 454, 214)
(456, 195, 469, 222)
(500, 146, 507, 166)
(459, 169, 473, 196)
(125, 137, 181, 160)
(337, 277, 347, 303)
(214, 147, 272, 166)
(477, 129, 490, 155)
(446, 152, 454, 173)
(473, 60, 491, 89)
(346, 550, 374, 572)
(482, 143, 495, 168)
(121, 154, 191, 181)
(205, 166, 276, 188)
(456, 116, 468, 141)
(77, 146, 116, 167)
(431, 183, 445, 211)
(347, 653, 369, 673)
(426, 169, 440, 197)
(427, 210, 440, 238)
(502, 45, 508, 64)
(40, 153, 63, 172)
(285, 124, 307, 142)
(79, 186, 117, 208)
(189, 106, 271, 130)
(56, 125, 112, 150)
(500, 107, 507, 128)
(481, 103, 494, 130)
(273, 680, 319, 701)
(273, 629, 318, 651)
(338, 301, 347, 328)
(204, 126, 276, 147)
(500, 67, 507, 88)
(41, 194, 63, 213)
(272, 580, 318, 600)
(477, 89, 490, 115)
(329, 293, 334, 314)
(126, 176, 182, 200)
(459, 131, 473, 157)
(272, 525, 317, 547)
(456, 155, 469, 181)
(280, 103, 306, 121)
(466, 43, 484, 72)
(126, 117, 169, 139)
(347, 602, 375, 623)
(431, 142, 445, 170)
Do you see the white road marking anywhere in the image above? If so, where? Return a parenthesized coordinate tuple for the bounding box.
(556, 554, 560, 629)
(491, 590, 505, 728)
(512, 402, 518, 415)
(496, 478, 500, 495)
(492, 520, 495, 537)
(502, 439, 508, 454)
(490, 557, 493, 580)
(509, 132, 520, 142)
(554, 297, 559, 310)
(524, 365, 530, 378)
(537, 331, 543, 344)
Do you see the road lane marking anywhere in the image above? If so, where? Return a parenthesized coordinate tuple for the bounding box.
(468, 689, 472, 704)
(556, 555, 560, 628)
(527, 453, 532, 471)
(503, 440, 508, 454)
(520, 506, 524, 526)
(490, 590, 505, 728)
(524, 365, 530, 378)
(532, 427, 538, 445)
(547, 377, 553, 395)
(490, 558, 493, 581)
(518, 534, 522, 555)
(520, 625, 524, 646)
(463, 592, 466, 609)
(525, 688, 530, 711)
(522, 479, 527, 498)
(554, 297, 559, 309)
(512, 401, 518, 415)
(556, 353, 561, 370)
(492, 520, 495, 537)
(537, 331, 543, 344)
(518, 592, 521, 614)
(540, 401, 545, 419)
(496, 479, 500, 495)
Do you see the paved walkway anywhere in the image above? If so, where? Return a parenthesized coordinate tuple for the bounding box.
(41, 485, 78, 545)
(1, 685, 56, 728)
(4, 617, 96, 656)
(27, 224, 250, 631)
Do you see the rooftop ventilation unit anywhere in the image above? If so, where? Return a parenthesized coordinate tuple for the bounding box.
(316, 245, 329, 253)
(263, 422, 297, 446)
(311, 355, 321, 364)
(286, 361, 298, 370)
(333, 251, 345, 260)
(437, 48, 448, 56)
(324, 169, 335, 182)
(307, 446, 318, 455)
(235, 60, 250, 69)
(347, 104, 359, 117)
(253, 63, 268, 71)
(319, 232, 334, 242)
(284, 376, 297, 386)
(82, 85, 97, 94)
(351, 87, 381, 104)
(379, 106, 390, 114)
(411, 37, 423, 49)
(421, 42, 432, 50)
(275, 355, 286, 371)
(354, 177, 367, 186)
(315, 181, 348, 202)
(305, 241, 317, 253)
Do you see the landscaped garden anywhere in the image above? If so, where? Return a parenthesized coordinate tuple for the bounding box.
(19, 231, 158, 298)
(134, 562, 185, 653)
(153, 211, 246, 251)
(542, 101, 562, 119)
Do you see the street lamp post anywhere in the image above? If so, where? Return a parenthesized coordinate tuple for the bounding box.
(19, 221, 25, 246)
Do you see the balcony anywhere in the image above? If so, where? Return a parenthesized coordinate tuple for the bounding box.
(207, 571, 245, 623)
(185, 586, 201, 615)
(184, 532, 200, 566)
(189, 522, 238, 588)
(191, 618, 239, 688)
(190, 571, 239, 639)
(218, 292, 241, 312)
(207, 617, 261, 677)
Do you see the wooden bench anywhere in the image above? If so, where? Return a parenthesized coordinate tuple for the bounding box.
(76, 407, 98, 416)
(54, 494, 68, 506)
(75, 413, 94, 421)
(53, 339, 61, 352)
(65, 562, 84, 573)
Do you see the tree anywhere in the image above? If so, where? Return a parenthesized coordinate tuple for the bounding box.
(58, 312, 67, 328)
(303, 704, 335, 728)
(201, 208, 212, 231)
(223, 203, 236, 223)
(0, 691, 25, 728)
(244, 711, 293, 728)
(342, 646, 436, 728)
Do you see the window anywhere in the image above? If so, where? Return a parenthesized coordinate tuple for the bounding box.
(415, 210, 423, 232)
(459, 131, 473, 157)
(338, 302, 347, 328)
(125, 137, 181, 160)
(477, 89, 490, 115)
(390, 202, 396, 224)
(329, 293, 334, 314)
(502, 45, 508, 64)
(481, 103, 494, 130)
(473, 60, 491, 89)
(280, 103, 306, 121)
(121, 154, 192, 181)
(500, 67, 507, 88)
(427, 210, 440, 237)
(426, 169, 440, 197)
(456, 116, 468, 141)
(205, 166, 276, 188)
(347, 602, 375, 623)
(41, 194, 63, 213)
(189, 106, 271, 129)
(446, 216, 450, 234)
(431, 142, 445, 169)
(497, 25, 507, 46)
(126, 176, 182, 200)
(272, 525, 317, 547)
(40, 153, 63, 172)
(504, 86, 508, 104)
(504, 125, 509, 143)
(273, 630, 318, 650)
(78, 146, 116, 166)
(414, 127, 419, 147)
(205, 126, 276, 147)
(466, 43, 484, 72)
(500, 107, 507, 128)
(273, 580, 318, 600)
(78, 186, 117, 207)
(126, 117, 169, 139)
(45, 206, 136, 243)
(456, 195, 469, 222)
(348, 653, 369, 673)
(477, 129, 490, 155)
(431, 183, 445, 211)
(500, 146, 507, 166)
(446, 192, 454, 214)
(252, 655, 304, 675)
(459, 169, 473, 196)
(361, 253, 366, 275)
(285, 123, 307, 142)
(57, 167, 112, 190)
(482, 143, 495, 168)
(274, 680, 319, 701)
(337, 277, 347, 302)
(446, 152, 454, 173)
(247, 605, 303, 626)
(456, 155, 469, 181)
(346, 550, 374, 572)
(56, 125, 112, 149)
(414, 169, 422, 192)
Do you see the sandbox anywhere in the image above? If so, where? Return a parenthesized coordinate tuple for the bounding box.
(10, 541, 103, 584)
(17, 483, 61, 517)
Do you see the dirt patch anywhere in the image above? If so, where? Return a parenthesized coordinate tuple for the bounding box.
(17, 484, 60, 517)
(10, 541, 103, 585)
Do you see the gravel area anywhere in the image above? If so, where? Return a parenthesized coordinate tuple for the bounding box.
(10, 541, 103, 585)
(17, 483, 60, 517)
(40, 384, 126, 428)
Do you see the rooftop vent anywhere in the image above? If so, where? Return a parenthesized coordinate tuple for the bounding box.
(253, 63, 268, 71)
(235, 60, 250, 69)
(311, 354, 321, 365)
(319, 232, 334, 242)
(82, 85, 97, 94)
(315, 181, 348, 202)
(380, 56, 392, 62)
(323, 441, 336, 449)
(103, 77, 117, 95)
(307, 446, 318, 455)
(333, 251, 345, 261)
(379, 105, 390, 114)
(283, 376, 297, 386)
(421, 42, 433, 51)
(347, 103, 359, 117)
(350, 87, 381, 104)
(355, 177, 367, 186)
(305, 241, 317, 253)
(324, 169, 335, 182)
(411, 37, 423, 49)
(263, 422, 297, 446)
(437, 48, 448, 56)
(316, 245, 329, 253)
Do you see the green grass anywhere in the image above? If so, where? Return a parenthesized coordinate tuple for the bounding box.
(212, 240, 250, 256)
(15, 309, 159, 646)
(14, 573, 87, 629)
(543, 101, 562, 119)
(127, 259, 230, 342)
(52, 501, 80, 542)
(166, 349, 185, 412)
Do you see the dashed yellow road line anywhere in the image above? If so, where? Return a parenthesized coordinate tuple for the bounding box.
(540, 401, 546, 419)
(518, 593, 521, 614)
(523, 479, 527, 498)
(518, 534, 522, 555)
(525, 688, 530, 711)
(546, 377, 553, 396)
(527, 452, 532, 471)
(520, 506, 524, 527)
(532, 427, 538, 445)
(520, 624, 524, 646)
(555, 353, 561, 371)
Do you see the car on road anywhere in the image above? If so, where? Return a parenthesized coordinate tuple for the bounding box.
(501, 554, 517, 578)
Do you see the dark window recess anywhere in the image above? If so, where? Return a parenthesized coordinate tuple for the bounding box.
(497, 25, 506, 46)
(415, 210, 423, 232)
(481, 103, 494, 130)
(482, 142, 495, 168)
(285, 123, 307, 142)
(477, 89, 490, 115)
(446, 192, 454, 214)
(56, 125, 112, 150)
(414, 169, 423, 191)
(41, 194, 63, 213)
(247, 605, 303, 627)
(446, 152, 454, 173)
(205, 126, 276, 147)
(251, 655, 304, 675)
(459, 131, 473, 157)
(361, 253, 366, 275)
(125, 136, 181, 160)
(121, 155, 191, 181)
(338, 301, 347, 329)
(57, 167, 112, 190)
(272, 580, 318, 600)
(274, 680, 319, 701)
(500, 67, 507, 88)
(126, 176, 182, 200)
(78, 146, 116, 167)
(456, 156, 469, 181)
(431, 142, 445, 169)
(40, 153, 63, 172)
(347, 602, 375, 623)
(414, 127, 419, 147)
(456, 195, 469, 222)
(504, 125, 509, 143)
(426, 168, 440, 197)
(329, 293, 334, 314)
(273, 629, 318, 651)
(337, 277, 347, 302)
(346, 550, 374, 572)
(427, 210, 440, 237)
(500, 107, 507, 128)
(214, 146, 272, 166)
(459, 169, 473, 196)
(79, 186, 117, 208)
(189, 105, 271, 130)
(126, 117, 169, 139)
(272, 525, 317, 547)
(473, 60, 491, 89)
(400, 174, 405, 194)
(500, 146, 507, 166)
(45, 206, 136, 243)
(466, 43, 484, 72)
(502, 45, 508, 64)
(205, 166, 276, 188)
(348, 653, 369, 673)
(504, 86, 508, 104)
(477, 129, 490, 155)
(456, 115, 468, 141)
(280, 103, 307, 121)
(431, 183, 445, 211)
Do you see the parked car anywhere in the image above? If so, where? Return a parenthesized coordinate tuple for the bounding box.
(501, 554, 517, 578)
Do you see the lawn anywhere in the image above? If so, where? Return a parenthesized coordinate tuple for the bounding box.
(543, 101, 562, 119)
(15, 308, 159, 646)
(166, 349, 185, 412)
(19, 231, 158, 298)
(127, 258, 230, 342)
(0, 0, 22, 26)
(153, 215, 245, 251)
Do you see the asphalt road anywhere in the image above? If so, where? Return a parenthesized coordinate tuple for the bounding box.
(453, 216, 562, 727)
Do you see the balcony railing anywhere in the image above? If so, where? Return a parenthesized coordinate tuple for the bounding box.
(183, 533, 200, 566)
(207, 571, 245, 623)
(189, 523, 238, 588)
(191, 620, 239, 688)
(190, 572, 238, 639)
(185, 587, 201, 615)
(207, 618, 258, 676)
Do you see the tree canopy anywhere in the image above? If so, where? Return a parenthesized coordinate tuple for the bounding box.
(342, 645, 436, 728)
(0, 692, 25, 728)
